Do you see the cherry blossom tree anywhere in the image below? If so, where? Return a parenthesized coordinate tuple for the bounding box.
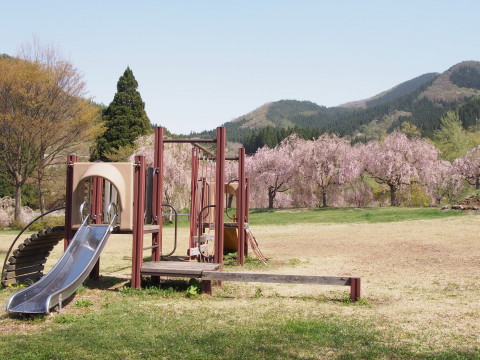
(294, 134, 362, 207)
(455, 145, 480, 189)
(131, 134, 192, 210)
(424, 159, 463, 205)
(247, 135, 298, 209)
(362, 132, 439, 206)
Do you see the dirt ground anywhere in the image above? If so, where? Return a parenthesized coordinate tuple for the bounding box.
(1, 215, 479, 350)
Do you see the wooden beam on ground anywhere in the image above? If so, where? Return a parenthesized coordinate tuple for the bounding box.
(202, 272, 351, 285)
(201, 271, 361, 301)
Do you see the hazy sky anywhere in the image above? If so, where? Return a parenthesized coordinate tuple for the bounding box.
(2, 1, 479, 134)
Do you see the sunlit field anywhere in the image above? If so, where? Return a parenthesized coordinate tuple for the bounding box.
(0, 207, 479, 359)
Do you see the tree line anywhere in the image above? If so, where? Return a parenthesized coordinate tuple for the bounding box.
(0, 42, 152, 224)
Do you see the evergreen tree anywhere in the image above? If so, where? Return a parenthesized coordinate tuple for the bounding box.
(94, 67, 152, 160)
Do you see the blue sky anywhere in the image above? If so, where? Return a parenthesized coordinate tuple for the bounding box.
(2, 1, 479, 134)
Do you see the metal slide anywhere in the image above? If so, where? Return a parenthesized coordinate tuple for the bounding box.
(6, 207, 116, 314)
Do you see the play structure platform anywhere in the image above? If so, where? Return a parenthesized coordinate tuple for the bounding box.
(141, 261, 221, 278)
(141, 261, 360, 299)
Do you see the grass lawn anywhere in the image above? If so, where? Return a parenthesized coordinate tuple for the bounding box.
(0, 207, 479, 359)
(248, 206, 466, 225)
(166, 206, 466, 228)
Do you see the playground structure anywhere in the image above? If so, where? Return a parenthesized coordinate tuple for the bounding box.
(3, 126, 361, 314)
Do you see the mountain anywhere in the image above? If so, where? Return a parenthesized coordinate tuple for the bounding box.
(421, 61, 480, 103)
(340, 72, 439, 109)
(189, 61, 480, 147)
(230, 100, 323, 129)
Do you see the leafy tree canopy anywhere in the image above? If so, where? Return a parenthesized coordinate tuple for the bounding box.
(433, 110, 478, 161)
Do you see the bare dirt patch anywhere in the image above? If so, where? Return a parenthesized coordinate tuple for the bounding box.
(250, 216, 480, 349)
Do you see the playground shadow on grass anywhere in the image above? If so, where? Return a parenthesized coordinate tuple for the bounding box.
(82, 276, 127, 290)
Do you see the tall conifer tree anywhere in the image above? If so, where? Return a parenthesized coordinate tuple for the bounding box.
(94, 67, 151, 160)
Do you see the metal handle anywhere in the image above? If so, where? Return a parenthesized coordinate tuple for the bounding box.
(79, 201, 90, 223)
(106, 202, 118, 227)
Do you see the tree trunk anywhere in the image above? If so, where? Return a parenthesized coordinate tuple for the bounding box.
(322, 189, 328, 207)
(476, 177, 480, 190)
(36, 157, 47, 214)
(14, 184, 22, 221)
(37, 174, 46, 214)
(389, 184, 398, 206)
(268, 188, 275, 209)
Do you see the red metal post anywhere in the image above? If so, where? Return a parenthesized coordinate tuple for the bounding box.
(350, 277, 361, 302)
(64, 155, 78, 250)
(214, 127, 226, 265)
(237, 148, 246, 265)
(245, 178, 250, 224)
(92, 176, 103, 224)
(132, 155, 146, 289)
(90, 175, 103, 280)
(201, 280, 212, 295)
(189, 148, 199, 258)
(152, 127, 164, 262)
(245, 177, 250, 257)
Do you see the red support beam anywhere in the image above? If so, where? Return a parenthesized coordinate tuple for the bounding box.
(237, 148, 246, 265)
(214, 127, 226, 265)
(90, 175, 103, 280)
(163, 138, 216, 144)
(152, 127, 164, 262)
(64, 154, 78, 250)
(245, 177, 250, 257)
(350, 277, 361, 302)
(201, 280, 212, 295)
(245, 178, 250, 224)
(189, 148, 199, 258)
(132, 155, 146, 288)
(92, 176, 103, 224)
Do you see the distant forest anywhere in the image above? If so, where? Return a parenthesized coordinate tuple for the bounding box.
(186, 65, 480, 153)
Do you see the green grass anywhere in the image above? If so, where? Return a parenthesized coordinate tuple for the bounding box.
(161, 206, 468, 229)
(248, 207, 467, 226)
(1, 291, 478, 360)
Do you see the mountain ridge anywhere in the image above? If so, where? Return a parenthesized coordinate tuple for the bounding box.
(188, 60, 480, 144)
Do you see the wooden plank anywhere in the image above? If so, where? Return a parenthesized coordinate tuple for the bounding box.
(143, 225, 160, 234)
(2, 273, 42, 286)
(13, 247, 53, 257)
(224, 222, 238, 228)
(3, 264, 45, 279)
(141, 269, 204, 277)
(187, 244, 210, 256)
(18, 242, 60, 251)
(140, 261, 220, 277)
(201, 271, 352, 286)
(142, 261, 220, 270)
(8, 253, 50, 264)
(193, 234, 214, 244)
(3, 258, 47, 270)
(22, 236, 63, 246)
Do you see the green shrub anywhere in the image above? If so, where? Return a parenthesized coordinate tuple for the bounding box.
(401, 184, 431, 207)
(9, 220, 27, 231)
(28, 215, 65, 232)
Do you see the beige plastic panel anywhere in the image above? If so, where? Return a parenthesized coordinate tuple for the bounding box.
(71, 162, 135, 231)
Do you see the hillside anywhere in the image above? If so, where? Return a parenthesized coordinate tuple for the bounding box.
(421, 61, 480, 103)
(188, 61, 480, 146)
(340, 72, 439, 109)
(231, 100, 323, 129)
